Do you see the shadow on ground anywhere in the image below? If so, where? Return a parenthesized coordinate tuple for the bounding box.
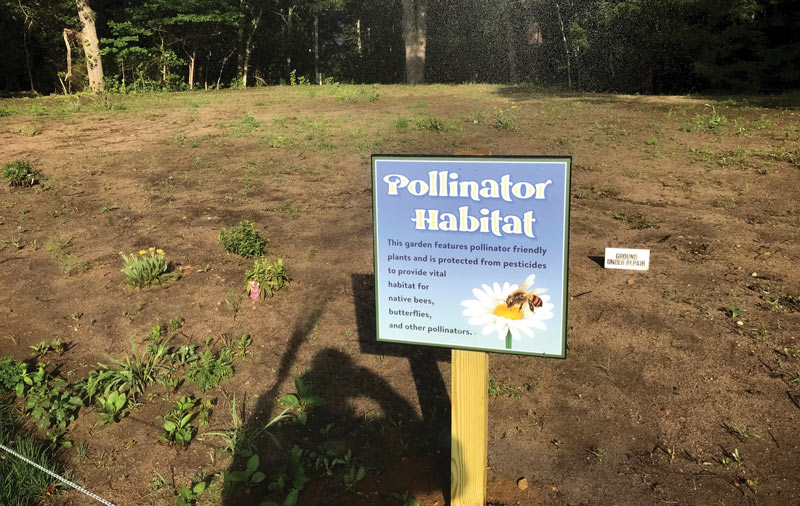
(221, 274, 451, 506)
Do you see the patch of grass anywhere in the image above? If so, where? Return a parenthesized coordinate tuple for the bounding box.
(219, 220, 268, 258)
(47, 234, 83, 276)
(2, 160, 40, 187)
(391, 116, 409, 131)
(244, 258, 290, 299)
(712, 194, 737, 210)
(119, 248, 177, 287)
(411, 116, 460, 132)
(611, 211, 662, 229)
(0, 400, 69, 506)
(220, 113, 261, 137)
(268, 199, 300, 218)
(335, 84, 379, 103)
(488, 377, 525, 399)
(683, 105, 728, 134)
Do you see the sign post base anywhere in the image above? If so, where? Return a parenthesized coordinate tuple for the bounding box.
(451, 349, 488, 506)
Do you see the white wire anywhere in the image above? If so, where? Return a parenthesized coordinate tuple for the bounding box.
(0, 441, 116, 506)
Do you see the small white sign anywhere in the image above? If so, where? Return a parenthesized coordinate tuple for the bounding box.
(604, 248, 650, 270)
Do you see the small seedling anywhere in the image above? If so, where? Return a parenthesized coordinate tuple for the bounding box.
(175, 479, 207, 506)
(224, 288, 241, 317)
(723, 423, 761, 440)
(343, 463, 367, 491)
(223, 454, 266, 494)
(588, 447, 606, 461)
(392, 491, 420, 506)
(722, 305, 742, 318)
(280, 376, 326, 425)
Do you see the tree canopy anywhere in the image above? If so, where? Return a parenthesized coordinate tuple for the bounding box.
(1, 0, 798, 94)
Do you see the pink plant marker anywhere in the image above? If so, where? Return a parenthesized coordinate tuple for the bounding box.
(249, 281, 260, 300)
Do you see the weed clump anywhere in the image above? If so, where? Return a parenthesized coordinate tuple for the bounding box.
(245, 258, 290, 298)
(219, 220, 268, 258)
(412, 116, 460, 132)
(2, 160, 40, 187)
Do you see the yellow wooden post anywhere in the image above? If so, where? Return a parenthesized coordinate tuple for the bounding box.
(451, 349, 488, 506)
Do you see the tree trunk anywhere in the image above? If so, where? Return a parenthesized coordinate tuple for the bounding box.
(62, 29, 74, 93)
(401, 0, 427, 84)
(242, 7, 262, 88)
(188, 50, 196, 90)
(356, 19, 362, 56)
(75, 0, 104, 93)
(554, 0, 571, 90)
(503, 0, 518, 83)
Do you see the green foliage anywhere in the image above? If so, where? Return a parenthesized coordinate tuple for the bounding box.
(411, 116, 460, 132)
(23, 377, 83, 440)
(684, 105, 728, 134)
(245, 258, 290, 299)
(493, 106, 519, 131)
(120, 248, 178, 287)
(488, 377, 524, 399)
(343, 463, 367, 492)
(95, 390, 127, 425)
(219, 220, 268, 258)
(2, 160, 40, 187)
(158, 396, 198, 447)
(0, 400, 68, 506)
(334, 84, 379, 103)
(0, 357, 26, 393)
(82, 336, 173, 401)
(176, 479, 207, 506)
(224, 453, 266, 494)
(186, 349, 234, 392)
(279, 377, 326, 426)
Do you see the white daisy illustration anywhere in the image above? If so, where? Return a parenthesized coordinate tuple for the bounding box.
(460, 274, 554, 349)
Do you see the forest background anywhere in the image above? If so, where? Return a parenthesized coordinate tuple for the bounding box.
(2, 0, 799, 96)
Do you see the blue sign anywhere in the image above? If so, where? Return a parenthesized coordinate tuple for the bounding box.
(372, 155, 571, 357)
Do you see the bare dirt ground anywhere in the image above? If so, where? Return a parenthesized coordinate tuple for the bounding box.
(1, 85, 799, 506)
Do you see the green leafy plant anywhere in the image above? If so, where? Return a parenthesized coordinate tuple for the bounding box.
(245, 259, 290, 299)
(392, 491, 420, 506)
(224, 454, 266, 494)
(343, 463, 366, 492)
(158, 396, 198, 447)
(493, 105, 519, 131)
(279, 377, 326, 426)
(219, 220, 268, 258)
(2, 160, 40, 187)
(120, 247, 178, 287)
(95, 390, 127, 425)
(175, 479, 207, 506)
(186, 349, 234, 392)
